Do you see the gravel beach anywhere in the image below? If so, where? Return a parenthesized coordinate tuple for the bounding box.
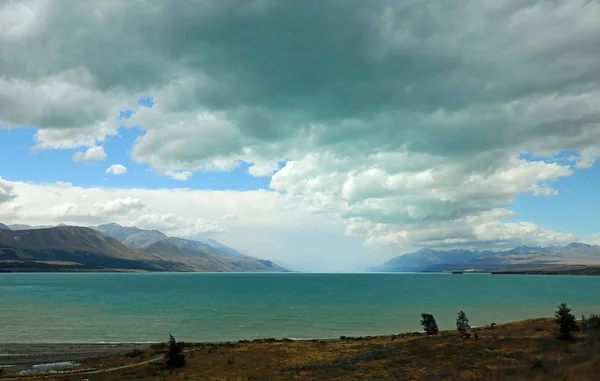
(0, 343, 150, 374)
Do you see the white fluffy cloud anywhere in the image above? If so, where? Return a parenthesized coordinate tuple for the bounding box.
(166, 170, 192, 181)
(2, 0, 600, 252)
(106, 164, 127, 175)
(49, 197, 145, 221)
(72, 145, 107, 162)
(0, 176, 15, 203)
(248, 161, 280, 177)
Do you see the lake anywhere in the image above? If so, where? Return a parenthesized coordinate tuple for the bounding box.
(1, 272, 598, 343)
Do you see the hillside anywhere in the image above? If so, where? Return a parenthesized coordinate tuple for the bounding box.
(369, 243, 600, 273)
(0, 226, 185, 272)
(0, 222, 286, 273)
(93, 223, 168, 250)
(93, 223, 286, 272)
(5, 318, 599, 380)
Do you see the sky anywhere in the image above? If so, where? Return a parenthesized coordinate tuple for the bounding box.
(1, 0, 600, 272)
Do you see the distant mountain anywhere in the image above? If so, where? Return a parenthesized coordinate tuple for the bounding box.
(197, 237, 246, 258)
(0, 226, 186, 272)
(369, 243, 600, 273)
(273, 260, 295, 272)
(369, 248, 479, 272)
(94, 223, 168, 250)
(8, 224, 53, 230)
(141, 237, 284, 272)
(0, 223, 10, 230)
(92, 223, 286, 272)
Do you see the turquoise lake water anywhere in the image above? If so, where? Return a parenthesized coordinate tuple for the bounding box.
(0, 272, 599, 343)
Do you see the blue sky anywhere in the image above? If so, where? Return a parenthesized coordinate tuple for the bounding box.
(508, 166, 600, 237)
(0, 108, 271, 192)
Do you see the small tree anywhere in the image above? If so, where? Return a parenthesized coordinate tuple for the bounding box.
(456, 311, 470, 337)
(420, 313, 439, 335)
(555, 303, 578, 339)
(165, 334, 186, 368)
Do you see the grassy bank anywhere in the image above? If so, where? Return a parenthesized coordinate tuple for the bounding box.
(4, 317, 600, 381)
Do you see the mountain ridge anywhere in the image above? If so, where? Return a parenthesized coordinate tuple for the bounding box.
(0, 225, 183, 272)
(0, 222, 286, 273)
(369, 242, 600, 273)
(92, 223, 286, 272)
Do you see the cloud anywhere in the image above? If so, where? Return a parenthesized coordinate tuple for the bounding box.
(49, 197, 145, 221)
(0, 176, 15, 203)
(166, 170, 192, 181)
(167, 217, 226, 238)
(72, 145, 107, 162)
(3, 0, 600, 250)
(248, 161, 280, 177)
(0, 181, 339, 232)
(0, 181, 378, 270)
(353, 208, 579, 249)
(106, 164, 127, 175)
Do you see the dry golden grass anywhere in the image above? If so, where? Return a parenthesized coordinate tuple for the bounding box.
(15, 318, 600, 381)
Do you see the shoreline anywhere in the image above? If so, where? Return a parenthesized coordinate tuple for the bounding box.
(3, 317, 596, 381)
(2, 317, 598, 380)
(0, 343, 150, 374)
(0, 316, 538, 375)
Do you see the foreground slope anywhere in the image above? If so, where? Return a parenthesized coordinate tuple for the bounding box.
(0, 226, 184, 272)
(8, 318, 599, 381)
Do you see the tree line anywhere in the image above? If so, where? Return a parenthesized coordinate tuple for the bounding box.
(421, 303, 600, 340)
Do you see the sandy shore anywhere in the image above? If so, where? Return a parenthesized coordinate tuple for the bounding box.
(0, 343, 150, 373)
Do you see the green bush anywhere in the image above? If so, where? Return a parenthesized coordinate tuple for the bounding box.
(420, 313, 439, 335)
(587, 314, 600, 331)
(456, 311, 470, 337)
(555, 303, 578, 339)
(125, 349, 144, 357)
(165, 334, 186, 368)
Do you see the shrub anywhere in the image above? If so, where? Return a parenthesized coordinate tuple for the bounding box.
(420, 313, 439, 335)
(555, 303, 578, 339)
(456, 311, 470, 337)
(125, 349, 144, 357)
(165, 334, 186, 368)
(587, 314, 600, 331)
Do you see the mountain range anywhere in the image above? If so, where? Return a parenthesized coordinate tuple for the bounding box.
(369, 243, 600, 273)
(0, 223, 286, 273)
